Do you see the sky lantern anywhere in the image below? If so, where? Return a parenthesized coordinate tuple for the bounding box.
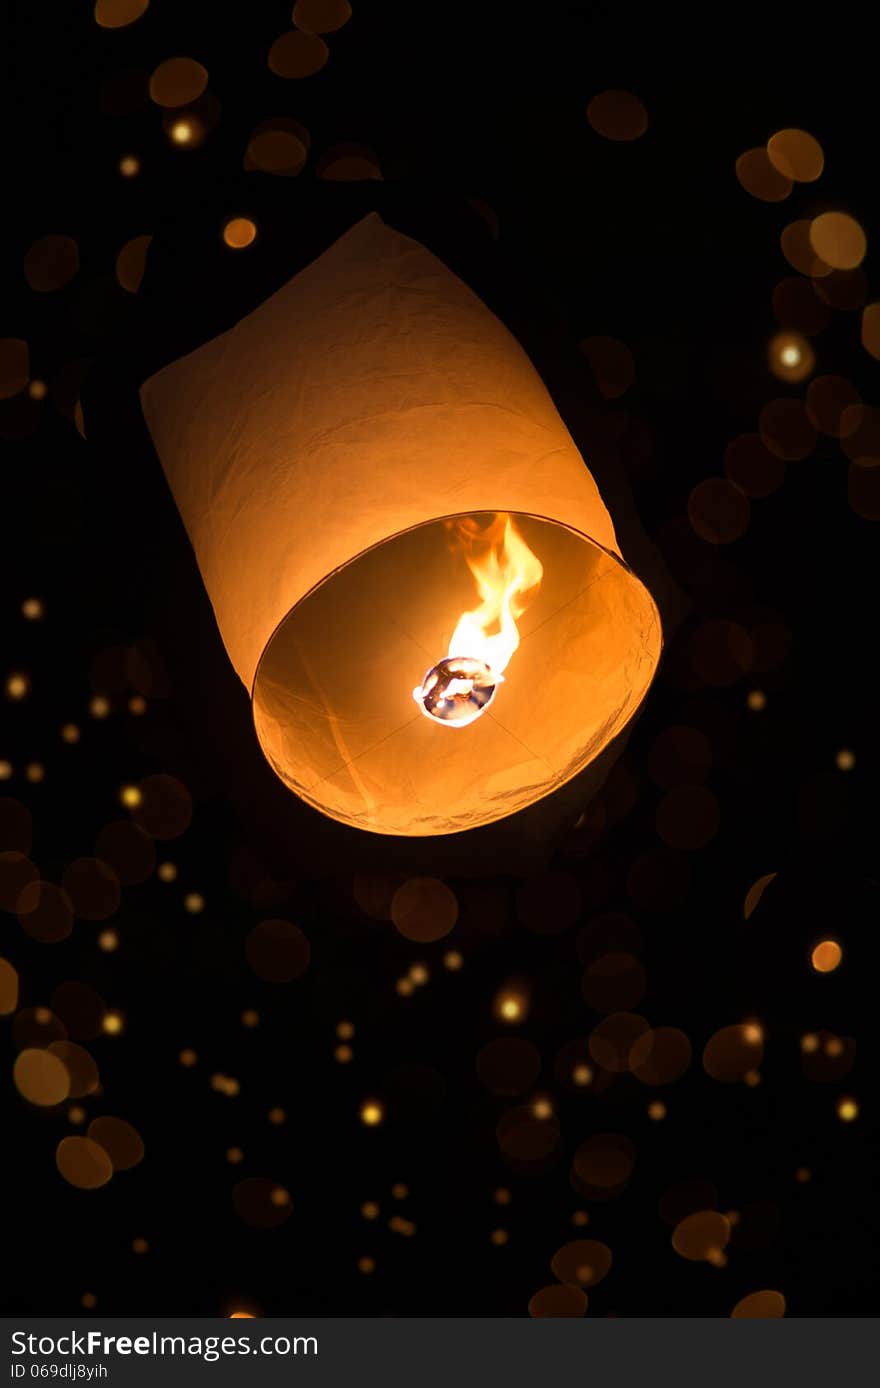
(140, 213, 662, 835)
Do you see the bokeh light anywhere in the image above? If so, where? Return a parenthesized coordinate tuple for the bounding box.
(586, 89, 647, 141)
(809, 213, 867, 270)
(810, 940, 842, 974)
(223, 218, 258, 250)
(766, 129, 823, 182)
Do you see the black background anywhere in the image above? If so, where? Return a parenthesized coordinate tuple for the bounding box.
(2, 4, 876, 1317)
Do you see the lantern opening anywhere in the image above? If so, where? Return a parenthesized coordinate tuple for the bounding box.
(413, 655, 500, 727)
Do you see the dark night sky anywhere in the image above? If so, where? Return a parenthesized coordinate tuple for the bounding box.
(2, 4, 877, 1317)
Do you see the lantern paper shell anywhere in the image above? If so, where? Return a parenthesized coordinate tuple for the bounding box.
(140, 213, 662, 836)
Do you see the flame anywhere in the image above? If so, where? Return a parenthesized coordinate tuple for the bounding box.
(447, 514, 543, 676)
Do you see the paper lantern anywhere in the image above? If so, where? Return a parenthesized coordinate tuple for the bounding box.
(140, 213, 661, 836)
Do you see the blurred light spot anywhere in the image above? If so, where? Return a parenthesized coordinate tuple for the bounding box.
(590, 1012, 650, 1072)
(731, 1290, 786, 1318)
(149, 58, 208, 108)
(335, 1044, 353, 1062)
(360, 1100, 384, 1126)
(862, 303, 880, 361)
(6, 673, 29, 700)
(120, 785, 142, 808)
(62, 857, 121, 920)
(390, 878, 458, 942)
(766, 129, 823, 182)
(227, 1147, 243, 1164)
(781, 220, 831, 277)
(495, 988, 528, 1023)
(268, 30, 328, 77)
(28, 380, 47, 401)
(357, 1256, 375, 1274)
(168, 119, 198, 147)
(0, 763, 12, 782)
(837, 1096, 858, 1121)
(132, 1238, 148, 1253)
(0, 339, 28, 399)
(56, 1136, 113, 1189)
(806, 375, 862, 438)
(629, 1027, 692, 1085)
(61, 723, 81, 744)
(408, 963, 429, 986)
(25, 763, 44, 784)
(672, 1210, 731, 1262)
(14, 1048, 71, 1105)
(528, 1282, 588, 1317)
(572, 1210, 589, 1226)
(184, 892, 204, 914)
(648, 1100, 666, 1120)
(735, 148, 792, 202)
(246, 119, 309, 176)
(292, 0, 352, 32)
(811, 939, 842, 973)
(317, 143, 383, 181)
(245, 919, 310, 981)
(0, 957, 19, 1015)
(88, 1116, 144, 1170)
(232, 1178, 292, 1228)
(687, 478, 750, 543)
(128, 694, 147, 715)
(579, 336, 635, 399)
(102, 1012, 123, 1035)
(743, 872, 776, 919)
(703, 1024, 764, 1081)
(118, 155, 140, 178)
(362, 1201, 380, 1219)
(268, 1106, 285, 1125)
(98, 929, 118, 952)
(490, 1228, 508, 1245)
(724, 433, 786, 498)
(551, 1239, 612, 1287)
(94, 0, 148, 27)
(768, 331, 814, 384)
(157, 861, 177, 882)
(211, 1073, 239, 1096)
(23, 236, 79, 293)
(223, 217, 257, 250)
(759, 398, 817, 460)
(572, 1132, 635, 1195)
(17, 881, 75, 943)
(835, 748, 855, 771)
(586, 89, 647, 141)
(81, 1293, 96, 1308)
(444, 949, 463, 970)
(582, 952, 646, 1013)
(90, 696, 110, 719)
(809, 213, 866, 270)
(180, 1048, 197, 1067)
(115, 234, 152, 293)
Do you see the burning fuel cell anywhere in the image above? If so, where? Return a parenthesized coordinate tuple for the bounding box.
(138, 213, 662, 836)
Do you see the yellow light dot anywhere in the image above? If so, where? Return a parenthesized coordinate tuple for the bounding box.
(648, 1100, 667, 1120)
(396, 978, 414, 997)
(184, 892, 204, 914)
(835, 748, 855, 771)
(25, 763, 44, 783)
(391, 1183, 409, 1199)
(128, 695, 147, 715)
(744, 1068, 761, 1087)
(179, 1048, 197, 1066)
(102, 1012, 123, 1035)
(357, 1256, 375, 1274)
(68, 1105, 86, 1125)
(800, 1033, 819, 1053)
(28, 380, 48, 401)
(493, 1187, 511, 1205)
(336, 1020, 354, 1039)
(361, 1201, 380, 1220)
(22, 597, 44, 619)
(706, 1247, 727, 1267)
(572, 1210, 589, 1227)
(241, 1009, 259, 1027)
(226, 1147, 244, 1164)
(118, 155, 140, 177)
(837, 1097, 858, 1122)
(747, 690, 767, 711)
(132, 1238, 148, 1254)
(6, 673, 29, 700)
(120, 784, 142, 808)
(0, 761, 12, 780)
(157, 862, 177, 882)
(825, 1036, 844, 1057)
(81, 1293, 96, 1310)
(334, 1043, 353, 1063)
(98, 929, 118, 952)
(496, 990, 526, 1022)
(229, 1311, 254, 1318)
(443, 949, 463, 970)
(572, 1063, 593, 1086)
(408, 963, 429, 986)
(222, 217, 258, 250)
(269, 1186, 290, 1207)
(490, 1228, 509, 1245)
(742, 1023, 763, 1044)
(811, 939, 842, 974)
(360, 1100, 384, 1127)
(268, 1107, 285, 1125)
(531, 1097, 553, 1120)
(170, 120, 194, 146)
(90, 695, 110, 719)
(61, 723, 81, 744)
(781, 345, 800, 367)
